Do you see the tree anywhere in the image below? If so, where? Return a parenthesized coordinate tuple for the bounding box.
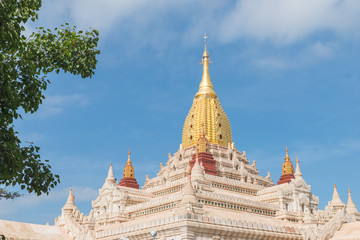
(0, 0, 100, 198)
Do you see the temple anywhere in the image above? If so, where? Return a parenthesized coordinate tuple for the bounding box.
(52, 37, 360, 240)
(3, 37, 359, 240)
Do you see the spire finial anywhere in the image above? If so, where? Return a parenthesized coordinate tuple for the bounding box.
(278, 146, 295, 184)
(127, 149, 131, 164)
(347, 187, 359, 214)
(331, 183, 345, 207)
(106, 163, 115, 182)
(121, 149, 136, 180)
(285, 146, 290, 161)
(204, 33, 207, 48)
(295, 155, 302, 178)
(191, 152, 205, 180)
(196, 34, 216, 98)
(63, 187, 76, 209)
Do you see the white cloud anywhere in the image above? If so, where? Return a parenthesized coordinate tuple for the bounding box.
(37, 94, 89, 118)
(70, 0, 144, 33)
(26, 0, 360, 72)
(248, 40, 337, 70)
(219, 0, 360, 44)
(33, 0, 360, 46)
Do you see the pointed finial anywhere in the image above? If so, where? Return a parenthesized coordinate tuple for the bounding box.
(295, 155, 302, 178)
(331, 184, 345, 206)
(63, 187, 76, 209)
(203, 33, 208, 57)
(127, 149, 131, 164)
(69, 187, 73, 201)
(106, 163, 115, 182)
(347, 187, 359, 214)
(122, 149, 136, 179)
(285, 146, 290, 161)
(191, 154, 205, 180)
(279, 146, 295, 181)
(196, 34, 216, 98)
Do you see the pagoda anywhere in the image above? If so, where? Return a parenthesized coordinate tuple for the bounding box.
(54, 37, 360, 240)
(277, 147, 295, 185)
(119, 150, 139, 189)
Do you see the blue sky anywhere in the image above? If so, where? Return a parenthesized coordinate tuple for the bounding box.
(1, 0, 360, 224)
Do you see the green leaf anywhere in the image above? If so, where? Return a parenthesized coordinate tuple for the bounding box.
(0, 1, 100, 199)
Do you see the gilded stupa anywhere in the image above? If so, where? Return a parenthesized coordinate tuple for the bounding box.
(277, 147, 295, 184)
(119, 149, 139, 189)
(182, 37, 232, 148)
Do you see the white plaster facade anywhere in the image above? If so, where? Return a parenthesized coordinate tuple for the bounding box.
(54, 143, 360, 240)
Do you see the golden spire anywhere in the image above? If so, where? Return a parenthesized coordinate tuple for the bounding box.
(285, 146, 290, 161)
(196, 33, 217, 98)
(182, 35, 232, 148)
(123, 149, 135, 179)
(282, 147, 294, 175)
(127, 149, 132, 164)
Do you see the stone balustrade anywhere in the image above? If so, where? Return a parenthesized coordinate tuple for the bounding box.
(116, 186, 153, 197)
(145, 176, 187, 192)
(198, 191, 278, 211)
(205, 174, 265, 191)
(95, 212, 302, 239)
(125, 193, 182, 212)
